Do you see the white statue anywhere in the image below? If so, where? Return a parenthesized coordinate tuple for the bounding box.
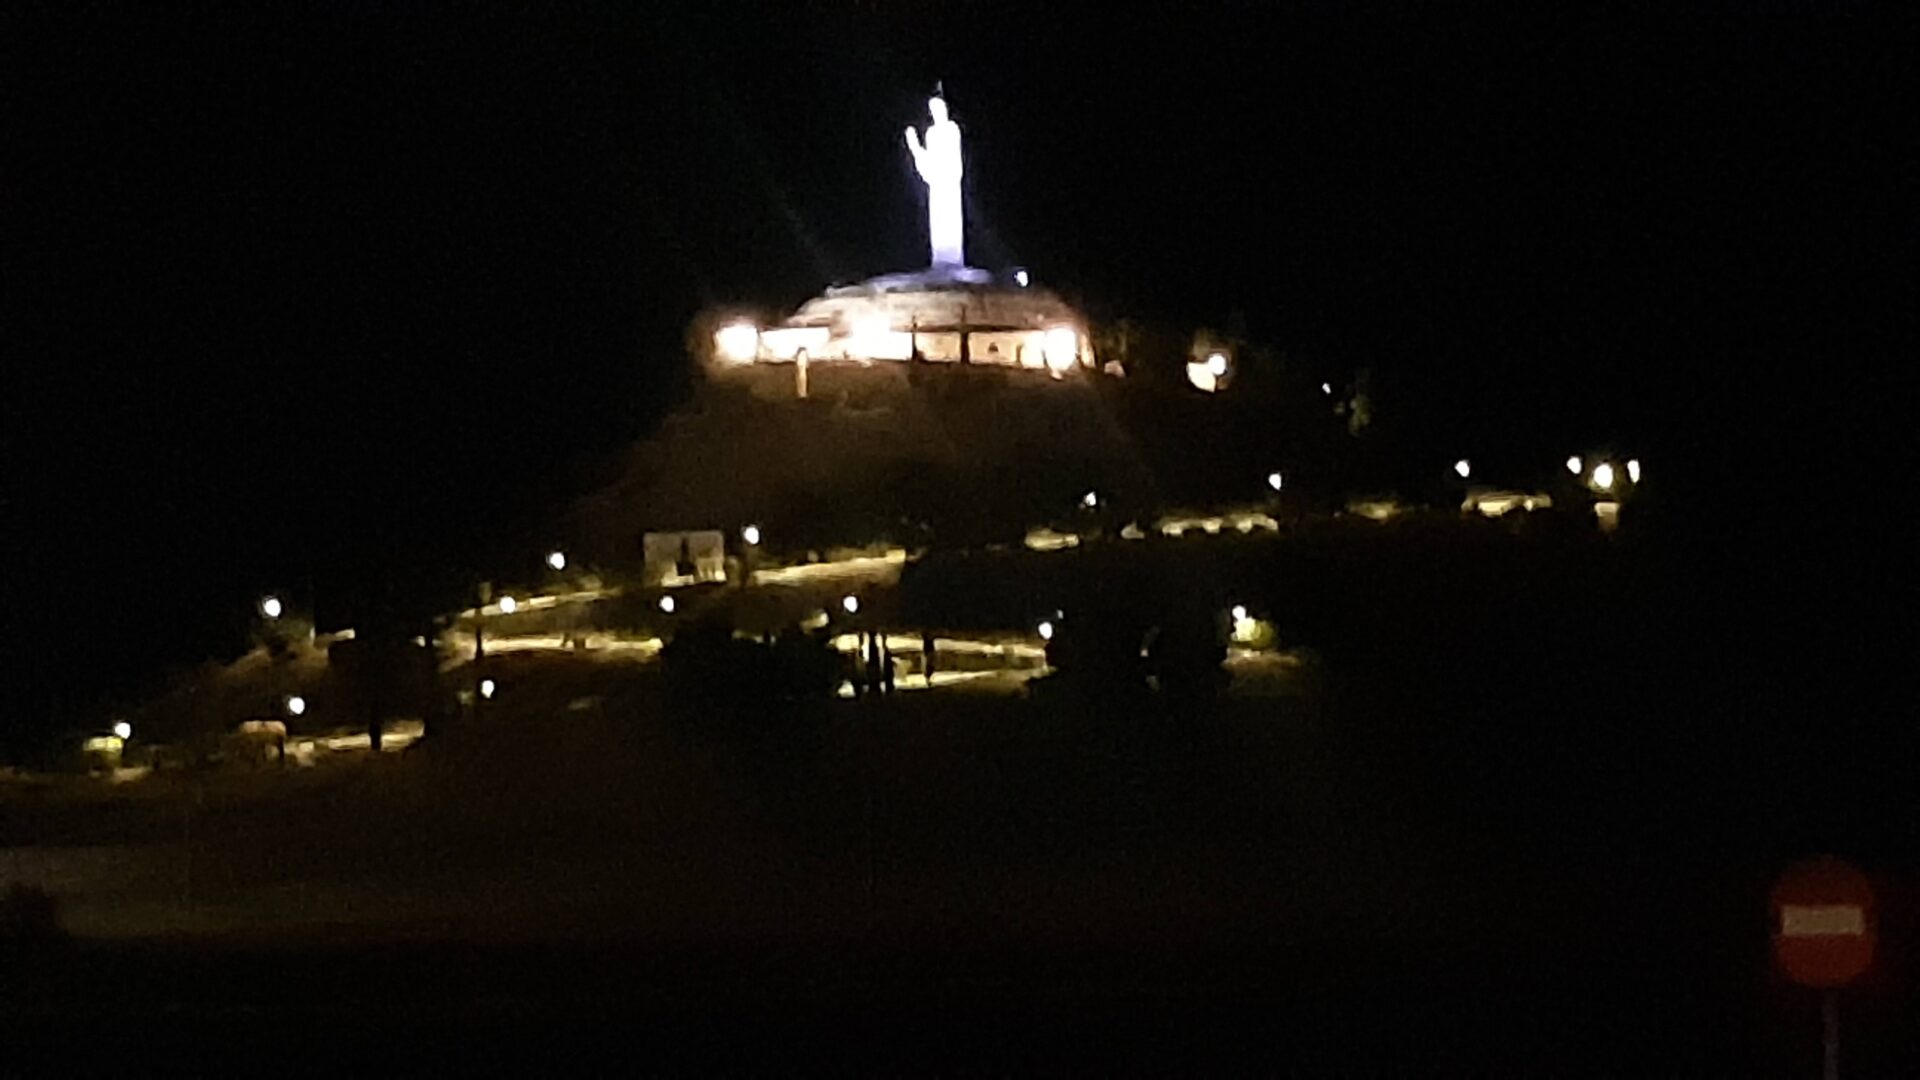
(904, 94, 964, 269)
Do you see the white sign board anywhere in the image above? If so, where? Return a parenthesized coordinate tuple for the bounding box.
(1780, 904, 1866, 937)
(642, 530, 727, 587)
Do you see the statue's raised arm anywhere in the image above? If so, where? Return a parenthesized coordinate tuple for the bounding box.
(904, 126, 927, 177)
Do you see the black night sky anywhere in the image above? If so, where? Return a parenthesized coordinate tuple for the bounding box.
(6, 6, 1911, 742)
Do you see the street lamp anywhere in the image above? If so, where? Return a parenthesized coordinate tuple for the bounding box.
(546, 550, 566, 571)
(1566, 456, 1583, 476)
(841, 595, 860, 615)
(285, 695, 306, 717)
(1267, 471, 1284, 492)
(1626, 459, 1641, 483)
(658, 595, 676, 614)
(1321, 382, 1332, 395)
(1038, 620, 1054, 641)
(1454, 459, 1472, 479)
(479, 678, 496, 700)
(1081, 490, 1099, 509)
(1591, 462, 1615, 491)
(260, 595, 283, 619)
(1231, 604, 1249, 622)
(498, 595, 518, 614)
(112, 721, 132, 740)
(741, 524, 761, 546)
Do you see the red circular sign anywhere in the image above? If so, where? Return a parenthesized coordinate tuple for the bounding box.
(1771, 856, 1875, 988)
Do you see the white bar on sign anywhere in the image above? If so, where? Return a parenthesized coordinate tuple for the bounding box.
(1780, 904, 1865, 937)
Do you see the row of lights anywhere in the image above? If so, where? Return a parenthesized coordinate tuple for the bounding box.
(1449, 457, 1641, 488)
(717, 319, 1083, 372)
(1566, 455, 1642, 491)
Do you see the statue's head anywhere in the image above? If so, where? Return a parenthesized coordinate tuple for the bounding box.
(928, 96, 948, 123)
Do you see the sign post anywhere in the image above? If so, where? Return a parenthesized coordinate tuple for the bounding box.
(1771, 857, 1875, 1080)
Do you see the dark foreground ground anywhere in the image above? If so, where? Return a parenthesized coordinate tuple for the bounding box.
(8, 931, 1916, 1073)
(6, 525, 1915, 1072)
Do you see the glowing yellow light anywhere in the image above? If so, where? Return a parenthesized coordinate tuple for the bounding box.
(1038, 620, 1054, 641)
(1454, 459, 1471, 479)
(1591, 462, 1615, 491)
(479, 678, 496, 700)
(112, 721, 132, 740)
(83, 735, 124, 755)
(1267, 471, 1284, 491)
(658, 595, 676, 614)
(841, 595, 860, 615)
(546, 550, 566, 571)
(741, 524, 761, 546)
(1231, 604, 1248, 622)
(260, 595, 283, 619)
(1043, 326, 1079, 372)
(715, 321, 759, 363)
(1627, 459, 1641, 483)
(1023, 527, 1080, 552)
(498, 595, 518, 614)
(286, 695, 307, 716)
(1206, 352, 1228, 377)
(1566, 456, 1583, 475)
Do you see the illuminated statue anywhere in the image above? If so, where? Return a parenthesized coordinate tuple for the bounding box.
(904, 93, 964, 269)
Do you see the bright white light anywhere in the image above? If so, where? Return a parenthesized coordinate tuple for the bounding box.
(1187, 363, 1219, 393)
(1206, 352, 1228, 377)
(1231, 604, 1248, 622)
(498, 595, 518, 614)
(1037, 620, 1054, 641)
(906, 95, 964, 267)
(479, 678, 496, 700)
(1627, 459, 1641, 483)
(286, 695, 307, 717)
(1014, 270, 1029, 287)
(1081, 490, 1099, 509)
(1321, 382, 1332, 395)
(848, 314, 910, 360)
(658, 595, 676, 614)
(112, 721, 132, 740)
(1566, 456, 1583, 476)
(841, 595, 860, 615)
(741, 524, 761, 546)
(714, 321, 759, 363)
(546, 550, 566, 571)
(1454, 459, 1472, 479)
(1591, 462, 1615, 491)
(1267, 471, 1284, 492)
(260, 595, 283, 619)
(1043, 326, 1079, 372)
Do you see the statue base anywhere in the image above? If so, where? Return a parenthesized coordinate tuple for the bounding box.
(855, 265, 997, 293)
